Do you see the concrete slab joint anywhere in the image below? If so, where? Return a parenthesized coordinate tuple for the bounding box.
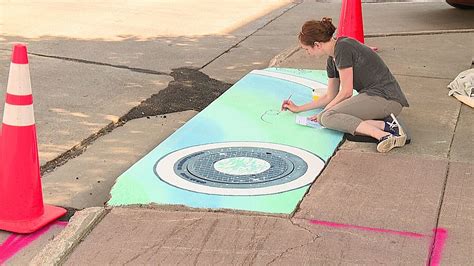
(268, 45, 300, 67)
(30, 207, 108, 265)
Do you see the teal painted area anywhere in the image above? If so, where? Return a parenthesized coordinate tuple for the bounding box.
(108, 68, 344, 214)
(110, 175, 308, 213)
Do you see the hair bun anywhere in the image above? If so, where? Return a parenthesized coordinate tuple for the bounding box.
(321, 17, 332, 24)
(321, 17, 335, 37)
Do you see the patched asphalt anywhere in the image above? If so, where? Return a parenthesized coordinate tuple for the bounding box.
(123, 67, 232, 121)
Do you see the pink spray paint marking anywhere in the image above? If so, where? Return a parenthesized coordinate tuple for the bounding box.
(0, 221, 67, 264)
(428, 228, 448, 266)
(309, 219, 448, 265)
(310, 219, 427, 238)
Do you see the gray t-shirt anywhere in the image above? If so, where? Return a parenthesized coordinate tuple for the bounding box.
(326, 37, 409, 107)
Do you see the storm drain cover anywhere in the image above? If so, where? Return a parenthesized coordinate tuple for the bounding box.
(155, 142, 325, 196)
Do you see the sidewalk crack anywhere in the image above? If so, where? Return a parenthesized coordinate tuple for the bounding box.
(427, 101, 462, 264)
(392, 73, 453, 80)
(13, 50, 170, 76)
(200, 1, 301, 70)
(266, 219, 320, 265)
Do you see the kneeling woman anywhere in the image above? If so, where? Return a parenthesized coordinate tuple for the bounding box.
(283, 17, 409, 153)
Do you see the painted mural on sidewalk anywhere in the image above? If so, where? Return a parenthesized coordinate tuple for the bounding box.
(108, 68, 344, 214)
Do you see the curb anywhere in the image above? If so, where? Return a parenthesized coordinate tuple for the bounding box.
(365, 28, 474, 38)
(268, 29, 474, 68)
(31, 207, 108, 265)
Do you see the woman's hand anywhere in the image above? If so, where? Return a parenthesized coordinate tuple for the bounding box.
(308, 114, 319, 122)
(282, 100, 300, 112)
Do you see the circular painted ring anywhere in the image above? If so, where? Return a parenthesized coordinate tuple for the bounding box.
(155, 142, 325, 196)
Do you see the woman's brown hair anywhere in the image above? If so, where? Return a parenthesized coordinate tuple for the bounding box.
(298, 17, 336, 46)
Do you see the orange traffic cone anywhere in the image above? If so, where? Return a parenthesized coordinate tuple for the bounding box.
(337, 0, 365, 43)
(0, 44, 66, 234)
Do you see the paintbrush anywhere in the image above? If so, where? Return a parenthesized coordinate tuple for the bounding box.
(281, 94, 292, 111)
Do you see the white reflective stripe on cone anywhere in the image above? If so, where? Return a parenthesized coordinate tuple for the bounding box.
(7, 63, 32, 96)
(2, 103, 35, 126)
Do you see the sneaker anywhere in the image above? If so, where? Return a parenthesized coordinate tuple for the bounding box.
(377, 133, 407, 153)
(384, 114, 406, 136)
(384, 120, 399, 135)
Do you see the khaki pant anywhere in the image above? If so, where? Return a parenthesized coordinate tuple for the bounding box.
(319, 93, 403, 135)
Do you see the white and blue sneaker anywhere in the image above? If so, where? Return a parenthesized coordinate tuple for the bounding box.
(377, 114, 407, 153)
(384, 114, 406, 136)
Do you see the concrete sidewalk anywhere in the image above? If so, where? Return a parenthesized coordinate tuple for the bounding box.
(4, 1, 473, 265)
(40, 37, 473, 266)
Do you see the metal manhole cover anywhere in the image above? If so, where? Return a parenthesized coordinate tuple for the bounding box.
(155, 142, 325, 196)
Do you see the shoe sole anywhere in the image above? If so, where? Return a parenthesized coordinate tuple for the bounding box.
(377, 134, 407, 153)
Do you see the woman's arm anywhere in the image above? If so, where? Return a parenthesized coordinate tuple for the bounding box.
(323, 67, 353, 111)
(284, 77, 340, 112)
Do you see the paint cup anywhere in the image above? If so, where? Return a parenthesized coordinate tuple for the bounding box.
(312, 89, 320, 102)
